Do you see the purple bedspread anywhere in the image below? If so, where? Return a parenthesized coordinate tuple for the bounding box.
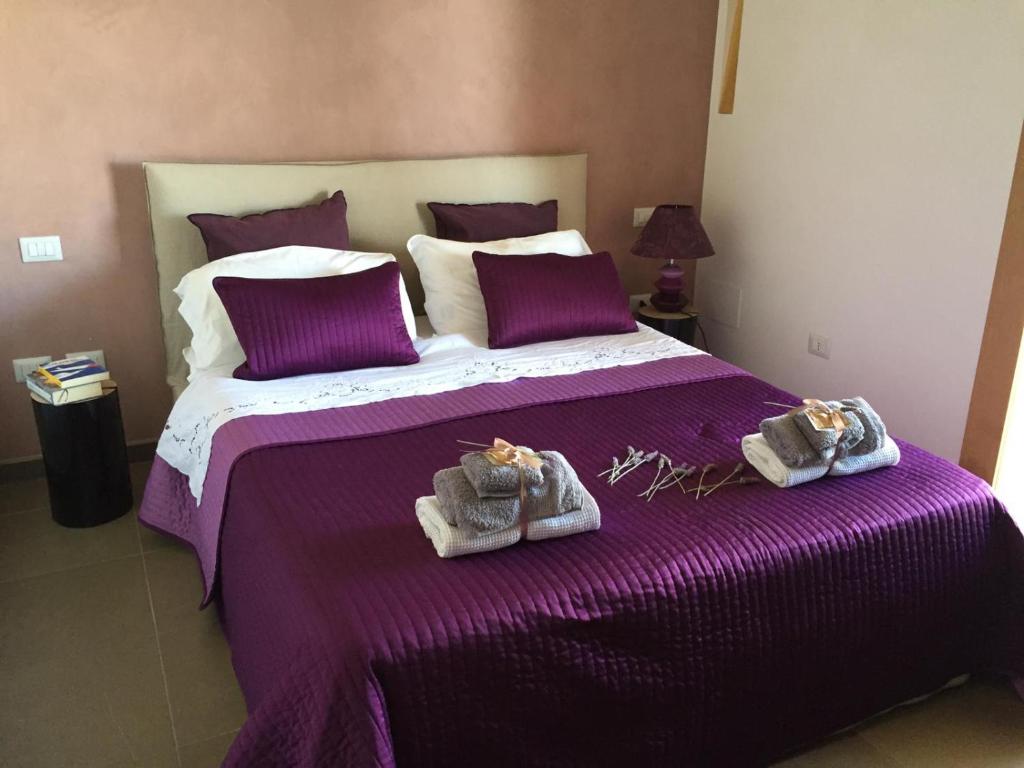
(140, 357, 1024, 766)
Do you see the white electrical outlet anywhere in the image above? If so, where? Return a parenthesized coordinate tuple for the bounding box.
(12, 356, 53, 382)
(808, 333, 831, 359)
(633, 207, 656, 228)
(629, 293, 652, 313)
(64, 349, 106, 369)
(19, 236, 63, 263)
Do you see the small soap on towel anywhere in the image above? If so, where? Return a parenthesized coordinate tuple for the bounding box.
(840, 397, 887, 455)
(433, 451, 585, 534)
(460, 449, 545, 498)
(760, 415, 819, 468)
(793, 404, 865, 460)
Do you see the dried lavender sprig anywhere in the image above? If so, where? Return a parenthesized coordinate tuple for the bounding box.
(703, 462, 746, 498)
(694, 463, 718, 500)
(604, 447, 640, 483)
(608, 447, 642, 483)
(611, 450, 658, 485)
(639, 455, 668, 499)
(684, 475, 760, 494)
(643, 455, 678, 500)
(654, 464, 696, 494)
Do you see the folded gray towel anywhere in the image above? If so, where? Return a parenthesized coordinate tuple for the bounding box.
(760, 414, 819, 468)
(434, 468, 518, 529)
(793, 403, 865, 460)
(460, 449, 545, 498)
(840, 397, 887, 455)
(434, 451, 585, 533)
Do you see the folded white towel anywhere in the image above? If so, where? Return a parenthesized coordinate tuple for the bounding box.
(415, 487, 600, 558)
(741, 433, 901, 488)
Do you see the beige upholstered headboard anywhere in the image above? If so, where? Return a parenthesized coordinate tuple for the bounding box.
(144, 154, 588, 397)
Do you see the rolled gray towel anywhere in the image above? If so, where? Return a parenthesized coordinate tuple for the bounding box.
(460, 449, 545, 498)
(793, 403, 865, 461)
(434, 451, 585, 533)
(760, 414, 819, 468)
(840, 397, 887, 455)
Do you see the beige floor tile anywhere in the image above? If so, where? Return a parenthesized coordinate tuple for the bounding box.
(159, 607, 248, 747)
(144, 548, 241, 736)
(0, 476, 49, 514)
(857, 678, 1024, 768)
(773, 731, 901, 767)
(137, 511, 178, 552)
(178, 730, 239, 768)
(129, 460, 152, 496)
(0, 557, 177, 767)
(144, 545, 210, 630)
(0, 504, 140, 583)
(145, 545, 247, 747)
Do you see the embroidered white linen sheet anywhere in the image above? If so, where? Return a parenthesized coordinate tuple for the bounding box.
(158, 324, 703, 502)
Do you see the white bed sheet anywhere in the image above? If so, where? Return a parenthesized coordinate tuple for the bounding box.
(157, 324, 704, 502)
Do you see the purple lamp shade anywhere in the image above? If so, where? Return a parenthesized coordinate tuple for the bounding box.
(630, 204, 714, 312)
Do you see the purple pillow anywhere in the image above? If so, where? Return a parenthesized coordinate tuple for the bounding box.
(212, 262, 419, 381)
(472, 251, 637, 349)
(189, 191, 350, 261)
(427, 200, 558, 242)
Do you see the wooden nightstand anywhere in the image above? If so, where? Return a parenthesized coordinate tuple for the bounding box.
(636, 304, 702, 346)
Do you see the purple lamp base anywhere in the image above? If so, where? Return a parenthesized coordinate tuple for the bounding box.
(650, 259, 689, 312)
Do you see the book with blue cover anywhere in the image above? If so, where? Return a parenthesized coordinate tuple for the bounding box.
(36, 357, 109, 388)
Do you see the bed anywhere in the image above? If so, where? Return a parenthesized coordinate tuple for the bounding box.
(140, 156, 1024, 766)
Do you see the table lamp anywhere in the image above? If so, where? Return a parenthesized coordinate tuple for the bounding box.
(630, 204, 714, 312)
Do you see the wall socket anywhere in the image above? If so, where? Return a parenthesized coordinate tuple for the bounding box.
(629, 293, 652, 313)
(632, 207, 656, 228)
(12, 356, 53, 383)
(64, 349, 106, 369)
(808, 333, 832, 359)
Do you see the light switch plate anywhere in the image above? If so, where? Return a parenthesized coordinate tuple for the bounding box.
(633, 207, 656, 228)
(808, 333, 832, 359)
(64, 349, 106, 369)
(12, 356, 53, 383)
(19, 235, 63, 263)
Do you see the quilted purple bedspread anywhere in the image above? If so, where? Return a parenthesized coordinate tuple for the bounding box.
(140, 357, 1024, 766)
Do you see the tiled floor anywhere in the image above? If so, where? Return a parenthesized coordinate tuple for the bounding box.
(2, 463, 1023, 767)
(1, 464, 244, 768)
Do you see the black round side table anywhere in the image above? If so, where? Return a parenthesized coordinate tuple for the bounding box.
(31, 384, 133, 528)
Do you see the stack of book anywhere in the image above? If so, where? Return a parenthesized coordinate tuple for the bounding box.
(26, 357, 110, 405)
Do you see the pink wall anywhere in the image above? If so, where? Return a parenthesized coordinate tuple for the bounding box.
(0, 0, 717, 462)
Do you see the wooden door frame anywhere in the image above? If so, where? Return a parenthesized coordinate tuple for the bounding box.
(960, 123, 1024, 482)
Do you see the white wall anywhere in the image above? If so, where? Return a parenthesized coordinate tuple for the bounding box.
(698, 0, 1024, 462)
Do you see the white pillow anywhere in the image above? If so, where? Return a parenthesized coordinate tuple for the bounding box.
(407, 229, 592, 337)
(175, 246, 417, 379)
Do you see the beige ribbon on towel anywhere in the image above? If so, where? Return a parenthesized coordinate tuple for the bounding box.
(481, 439, 545, 538)
(784, 399, 852, 471)
(787, 398, 851, 438)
